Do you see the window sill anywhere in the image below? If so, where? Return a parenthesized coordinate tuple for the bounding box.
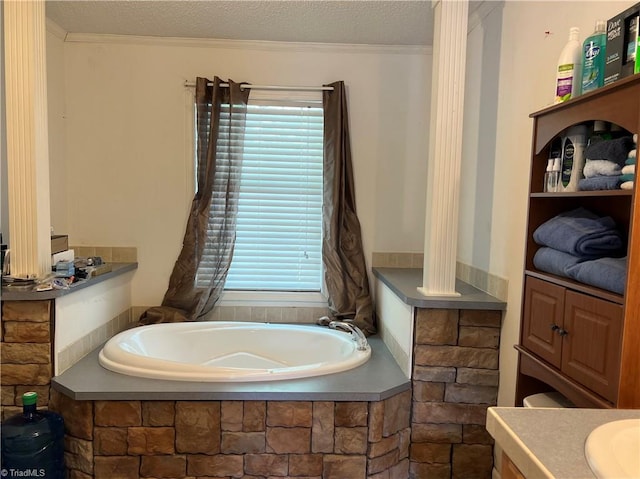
(219, 290, 328, 308)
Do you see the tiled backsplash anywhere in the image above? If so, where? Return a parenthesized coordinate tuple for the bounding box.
(57, 307, 136, 373)
(372, 252, 508, 302)
(70, 245, 138, 263)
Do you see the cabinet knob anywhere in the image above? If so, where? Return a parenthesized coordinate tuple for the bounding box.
(550, 324, 559, 331)
(558, 328, 569, 337)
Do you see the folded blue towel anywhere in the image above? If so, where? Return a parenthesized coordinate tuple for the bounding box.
(533, 247, 586, 277)
(585, 137, 635, 166)
(578, 175, 621, 191)
(533, 207, 624, 257)
(566, 256, 627, 295)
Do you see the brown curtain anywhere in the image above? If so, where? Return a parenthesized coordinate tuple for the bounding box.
(322, 81, 376, 336)
(140, 77, 250, 324)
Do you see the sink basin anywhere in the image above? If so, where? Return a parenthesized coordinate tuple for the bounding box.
(585, 418, 640, 479)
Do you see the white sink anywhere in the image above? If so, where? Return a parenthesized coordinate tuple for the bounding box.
(585, 418, 640, 479)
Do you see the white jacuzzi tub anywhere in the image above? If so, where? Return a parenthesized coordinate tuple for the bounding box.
(98, 321, 371, 382)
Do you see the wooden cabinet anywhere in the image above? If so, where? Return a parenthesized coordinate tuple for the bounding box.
(516, 74, 640, 409)
(501, 452, 526, 479)
(522, 277, 623, 403)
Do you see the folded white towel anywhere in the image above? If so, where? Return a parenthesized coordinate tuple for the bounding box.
(621, 180, 634, 190)
(582, 159, 622, 178)
(622, 164, 636, 175)
(634, 133, 637, 144)
(629, 149, 637, 159)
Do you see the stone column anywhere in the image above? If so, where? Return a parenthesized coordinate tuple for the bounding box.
(4, 0, 52, 278)
(419, 0, 469, 297)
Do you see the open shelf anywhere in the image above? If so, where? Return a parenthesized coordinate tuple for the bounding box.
(530, 190, 633, 198)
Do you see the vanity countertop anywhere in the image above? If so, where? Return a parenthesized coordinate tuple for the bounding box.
(1, 262, 137, 301)
(373, 267, 506, 310)
(486, 406, 640, 478)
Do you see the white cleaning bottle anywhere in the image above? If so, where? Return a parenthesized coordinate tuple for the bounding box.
(559, 124, 588, 192)
(555, 27, 582, 104)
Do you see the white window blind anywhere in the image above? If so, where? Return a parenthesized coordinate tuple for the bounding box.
(196, 101, 324, 292)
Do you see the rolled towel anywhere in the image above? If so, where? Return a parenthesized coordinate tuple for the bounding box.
(625, 156, 636, 165)
(621, 181, 634, 190)
(585, 137, 635, 166)
(533, 247, 587, 277)
(533, 207, 624, 257)
(578, 175, 622, 191)
(634, 133, 637, 144)
(565, 256, 627, 295)
(583, 159, 622, 177)
(629, 149, 637, 158)
(622, 164, 635, 175)
(620, 173, 635, 182)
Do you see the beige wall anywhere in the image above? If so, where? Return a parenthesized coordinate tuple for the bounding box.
(47, 35, 431, 306)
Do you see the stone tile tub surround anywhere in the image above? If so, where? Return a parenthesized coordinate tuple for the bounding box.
(373, 264, 505, 478)
(48, 389, 412, 479)
(410, 308, 501, 479)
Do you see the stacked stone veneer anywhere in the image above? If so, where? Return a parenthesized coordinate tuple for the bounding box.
(410, 308, 501, 478)
(1, 300, 54, 418)
(47, 390, 411, 479)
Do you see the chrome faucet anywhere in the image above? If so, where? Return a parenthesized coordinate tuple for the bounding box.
(327, 320, 369, 351)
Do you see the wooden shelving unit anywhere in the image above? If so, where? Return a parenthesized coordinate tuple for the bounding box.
(515, 74, 640, 409)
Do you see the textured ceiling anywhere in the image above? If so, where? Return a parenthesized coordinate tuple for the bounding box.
(45, 0, 435, 46)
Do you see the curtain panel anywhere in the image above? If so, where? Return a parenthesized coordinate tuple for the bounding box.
(140, 77, 249, 324)
(322, 81, 376, 336)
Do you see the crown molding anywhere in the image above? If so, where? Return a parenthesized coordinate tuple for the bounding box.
(468, 1, 504, 34)
(46, 18, 67, 40)
(63, 32, 432, 56)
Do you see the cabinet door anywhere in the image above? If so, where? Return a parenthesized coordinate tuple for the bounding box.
(522, 276, 565, 368)
(562, 291, 623, 402)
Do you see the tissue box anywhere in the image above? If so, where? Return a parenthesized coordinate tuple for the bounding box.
(604, 2, 640, 85)
(51, 235, 68, 254)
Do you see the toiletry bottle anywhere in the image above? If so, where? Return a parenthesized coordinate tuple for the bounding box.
(587, 120, 611, 147)
(551, 157, 562, 192)
(581, 20, 606, 94)
(555, 27, 582, 104)
(544, 159, 554, 192)
(559, 124, 588, 192)
(545, 137, 562, 192)
(626, 13, 639, 68)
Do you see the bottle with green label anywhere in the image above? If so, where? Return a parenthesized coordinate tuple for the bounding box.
(581, 20, 606, 94)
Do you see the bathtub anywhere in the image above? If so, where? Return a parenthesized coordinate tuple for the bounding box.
(98, 321, 371, 382)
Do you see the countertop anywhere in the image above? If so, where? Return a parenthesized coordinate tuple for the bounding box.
(373, 267, 506, 310)
(1, 262, 137, 301)
(52, 336, 411, 402)
(486, 406, 640, 478)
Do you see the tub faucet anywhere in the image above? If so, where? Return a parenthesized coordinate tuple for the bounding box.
(328, 320, 369, 351)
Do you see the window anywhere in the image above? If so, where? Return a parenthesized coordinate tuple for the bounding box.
(195, 98, 324, 293)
